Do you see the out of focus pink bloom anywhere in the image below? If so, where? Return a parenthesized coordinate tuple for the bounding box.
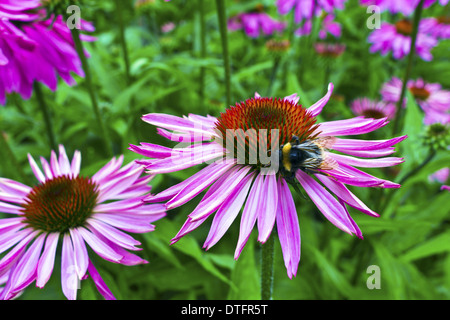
(368, 20, 438, 61)
(228, 11, 286, 38)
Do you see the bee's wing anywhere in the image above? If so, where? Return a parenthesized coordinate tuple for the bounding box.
(299, 157, 323, 169)
(294, 140, 320, 153)
(319, 153, 339, 170)
(313, 136, 337, 150)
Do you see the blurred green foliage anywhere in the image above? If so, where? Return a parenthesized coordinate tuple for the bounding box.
(1, 0, 449, 300)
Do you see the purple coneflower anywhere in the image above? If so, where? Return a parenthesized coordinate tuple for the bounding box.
(380, 77, 450, 125)
(294, 12, 342, 39)
(368, 20, 438, 61)
(130, 83, 406, 278)
(351, 97, 396, 120)
(420, 16, 450, 40)
(360, 0, 449, 16)
(277, 0, 346, 24)
(314, 41, 346, 58)
(0, 2, 94, 104)
(227, 6, 286, 38)
(0, 145, 165, 300)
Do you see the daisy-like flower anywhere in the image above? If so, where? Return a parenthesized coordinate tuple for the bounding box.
(314, 41, 346, 58)
(380, 77, 450, 125)
(277, 0, 346, 24)
(368, 20, 438, 61)
(0, 2, 94, 104)
(294, 12, 342, 39)
(351, 97, 396, 120)
(420, 16, 450, 40)
(0, 145, 165, 300)
(360, 0, 449, 16)
(429, 167, 449, 184)
(227, 7, 286, 38)
(130, 83, 406, 278)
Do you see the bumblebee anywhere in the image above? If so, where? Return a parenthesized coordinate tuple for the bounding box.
(279, 135, 337, 183)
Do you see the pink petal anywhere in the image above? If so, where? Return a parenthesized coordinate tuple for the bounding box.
(87, 260, 116, 300)
(203, 171, 255, 250)
(234, 172, 265, 260)
(36, 232, 59, 288)
(276, 177, 300, 279)
(257, 173, 278, 243)
(296, 170, 358, 235)
(307, 83, 334, 117)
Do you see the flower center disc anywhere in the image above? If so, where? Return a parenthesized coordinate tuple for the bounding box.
(395, 19, 413, 36)
(21, 175, 99, 233)
(214, 97, 319, 167)
(362, 109, 386, 119)
(409, 86, 431, 100)
(437, 16, 450, 24)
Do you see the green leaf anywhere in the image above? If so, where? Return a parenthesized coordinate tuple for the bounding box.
(400, 231, 450, 262)
(227, 234, 260, 299)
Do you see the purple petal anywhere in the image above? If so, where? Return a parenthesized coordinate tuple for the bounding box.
(61, 234, 78, 300)
(296, 170, 358, 235)
(188, 165, 251, 221)
(234, 173, 265, 260)
(36, 232, 59, 288)
(276, 177, 300, 279)
(328, 153, 405, 168)
(87, 260, 116, 300)
(315, 175, 379, 217)
(257, 173, 278, 243)
(307, 83, 334, 117)
(165, 161, 235, 210)
(69, 228, 89, 279)
(6, 233, 45, 296)
(77, 227, 123, 263)
(203, 172, 255, 250)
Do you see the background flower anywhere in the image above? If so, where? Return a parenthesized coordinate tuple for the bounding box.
(0, 145, 165, 300)
(368, 20, 438, 61)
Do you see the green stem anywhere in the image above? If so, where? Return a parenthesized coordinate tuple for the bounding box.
(199, 0, 207, 113)
(261, 232, 275, 300)
(215, 0, 231, 107)
(399, 149, 436, 185)
(392, 0, 425, 135)
(115, 0, 131, 85)
(267, 56, 281, 97)
(0, 132, 29, 184)
(68, 22, 112, 156)
(34, 82, 57, 151)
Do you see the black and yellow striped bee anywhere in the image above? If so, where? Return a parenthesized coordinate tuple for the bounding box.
(279, 135, 337, 183)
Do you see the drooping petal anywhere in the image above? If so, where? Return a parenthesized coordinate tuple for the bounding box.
(296, 170, 359, 235)
(36, 232, 59, 288)
(188, 165, 251, 222)
(69, 228, 89, 280)
(87, 260, 116, 300)
(77, 227, 123, 263)
(165, 160, 235, 210)
(203, 171, 255, 250)
(4, 233, 45, 297)
(61, 233, 78, 300)
(315, 174, 379, 217)
(234, 172, 265, 260)
(257, 172, 278, 243)
(276, 177, 300, 279)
